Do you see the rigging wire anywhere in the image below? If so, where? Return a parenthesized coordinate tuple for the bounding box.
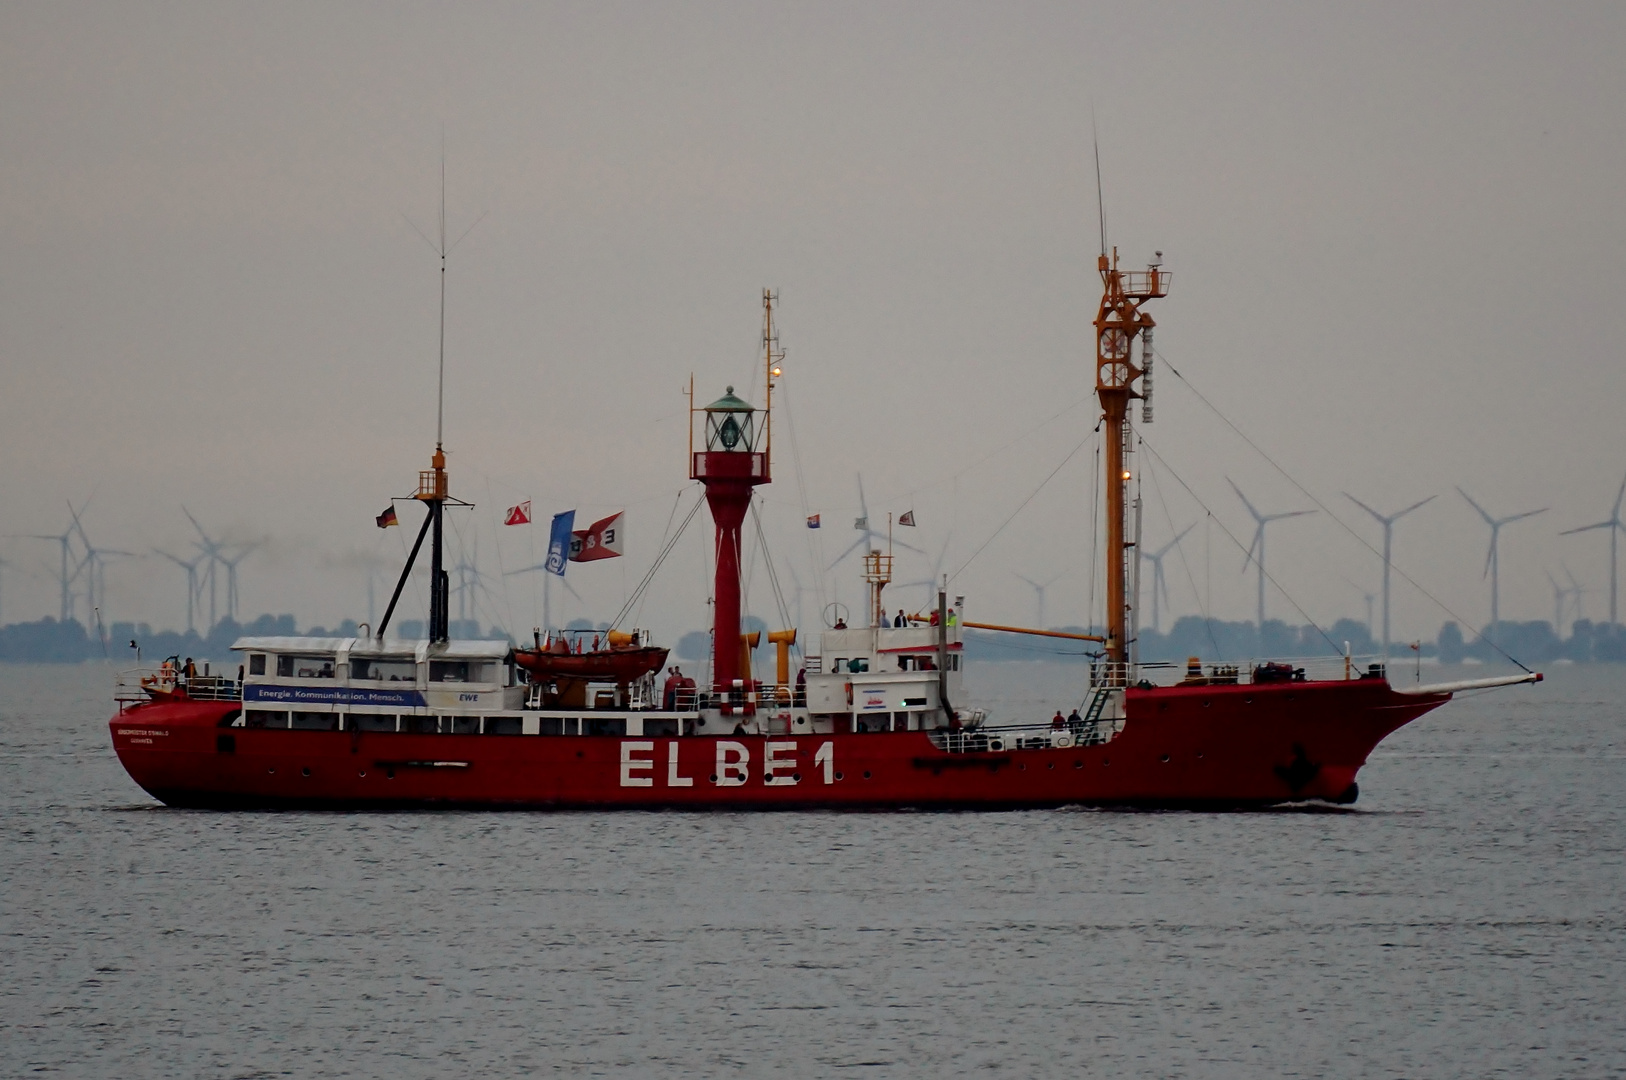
(1138, 436, 1340, 654)
(778, 381, 827, 619)
(948, 431, 1097, 585)
(608, 494, 705, 632)
(1143, 451, 1222, 657)
(1155, 348, 1534, 674)
(749, 497, 800, 662)
(632, 486, 697, 631)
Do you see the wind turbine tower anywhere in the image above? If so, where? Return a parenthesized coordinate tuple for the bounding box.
(1142, 524, 1193, 634)
(1229, 480, 1314, 633)
(155, 550, 203, 633)
(1459, 488, 1545, 638)
(1345, 493, 1433, 661)
(1014, 571, 1064, 629)
(1561, 471, 1626, 627)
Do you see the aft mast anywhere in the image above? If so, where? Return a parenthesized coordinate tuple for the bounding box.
(1094, 247, 1168, 682)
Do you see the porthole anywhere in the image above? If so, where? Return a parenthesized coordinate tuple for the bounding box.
(792, 773, 802, 782)
(863, 770, 872, 779)
(835, 771, 844, 781)
(1073, 760, 1083, 769)
(1160, 754, 1170, 763)
(1102, 759, 1110, 767)
(301, 767, 311, 777)
(385, 768, 396, 779)
(709, 774, 718, 783)
(358, 770, 367, 777)
(267, 767, 276, 775)
(1047, 762, 1054, 770)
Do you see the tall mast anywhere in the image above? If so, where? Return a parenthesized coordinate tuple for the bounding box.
(1094, 247, 1168, 681)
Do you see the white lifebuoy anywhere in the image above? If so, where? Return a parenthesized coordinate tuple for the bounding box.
(1052, 733, 1074, 749)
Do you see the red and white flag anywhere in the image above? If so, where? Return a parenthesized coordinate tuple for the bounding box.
(504, 501, 532, 526)
(898, 510, 916, 526)
(570, 511, 625, 562)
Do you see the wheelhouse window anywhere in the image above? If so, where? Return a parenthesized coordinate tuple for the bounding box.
(350, 657, 417, 682)
(245, 709, 287, 729)
(278, 655, 336, 678)
(448, 716, 480, 735)
(400, 715, 440, 734)
(291, 711, 338, 731)
(483, 716, 521, 735)
(430, 660, 470, 682)
(584, 717, 626, 737)
(248, 654, 266, 676)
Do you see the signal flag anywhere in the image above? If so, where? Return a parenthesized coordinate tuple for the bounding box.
(898, 511, 916, 527)
(807, 514, 820, 529)
(504, 501, 532, 526)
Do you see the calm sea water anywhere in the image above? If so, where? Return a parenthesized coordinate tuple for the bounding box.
(2, 660, 1622, 1078)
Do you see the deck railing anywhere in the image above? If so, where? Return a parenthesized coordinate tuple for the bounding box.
(929, 720, 1116, 754)
(114, 667, 242, 705)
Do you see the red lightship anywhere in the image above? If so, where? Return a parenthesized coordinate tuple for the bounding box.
(109, 262, 1537, 809)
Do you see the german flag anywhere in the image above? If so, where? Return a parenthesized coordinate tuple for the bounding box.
(376, 505, 398, 529)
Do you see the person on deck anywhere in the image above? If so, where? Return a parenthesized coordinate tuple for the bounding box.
(662, 667, 679, 710)
(795, 667, 806, 705)
(1051, 710, 1066, 731)
(929, 609, 940, 626)
(894, 609, 907, 627)
(834, 618, 847, 629)
(1067, 708, 1083, 733)
(183, 657, 196, 683)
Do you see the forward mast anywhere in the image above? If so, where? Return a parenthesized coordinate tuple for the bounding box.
(1094, 247, 1168, 681)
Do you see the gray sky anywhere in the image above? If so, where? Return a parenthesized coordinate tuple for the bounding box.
(3, 1, 1624, 648)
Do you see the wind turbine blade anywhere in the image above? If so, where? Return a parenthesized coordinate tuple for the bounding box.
(1614, 472, 1626, 519)
(1503, 507, 1547, 524)
(1397, 494, 1435, 519)
(827, 535, 869, 570)
(1560, 520, 1613, 536)
(1457, 487, 1495, 525)
(1241, 526, 1262, 572)
(1227, 477, 1262, 522)
(1343, 492, 1383, 522)
(1483, 536, 1495, 579)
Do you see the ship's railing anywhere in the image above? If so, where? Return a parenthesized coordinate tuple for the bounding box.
(929, 720, 1116, 754)
(114, 666, 242, 704)
(520, 684, 807, 712)
(1134, 655, 1388, 687)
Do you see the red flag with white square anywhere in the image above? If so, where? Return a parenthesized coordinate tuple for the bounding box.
(504, 500, 532, 526)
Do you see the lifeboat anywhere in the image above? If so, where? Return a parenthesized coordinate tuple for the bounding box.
(513, 630, 668, 693)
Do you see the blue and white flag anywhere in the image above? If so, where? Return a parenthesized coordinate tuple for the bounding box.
(546, 510, 575, 576)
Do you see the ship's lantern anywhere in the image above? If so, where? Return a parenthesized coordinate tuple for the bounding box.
(703, 386, 757, 453)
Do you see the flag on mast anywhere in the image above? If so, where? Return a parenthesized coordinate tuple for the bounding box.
(570, 512, 625, 562)
(376, 505, 398, 529)
(898, 511, 916, 526)
(504, 501, 532, 526)
(545, 511, 575, 576)
(806, 514, 820, 529)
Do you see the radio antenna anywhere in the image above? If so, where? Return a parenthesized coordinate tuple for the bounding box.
(1092, 112, 1107, 257)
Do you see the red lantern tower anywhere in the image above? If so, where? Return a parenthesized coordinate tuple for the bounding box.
(691, 290, 780, 696)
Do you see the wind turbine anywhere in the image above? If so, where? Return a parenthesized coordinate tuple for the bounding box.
(1229, 479, 1314, 632)
(217, 543, 258, 624)
(1458, 488, 1545, 638)
(1014, 570, 1064, 629)
(1560, 471, 1626, 627)
(1544, 569, 1582, 638)
(1141, 524, 1193, 634)
(19, 526, 78, 623)
(1345, 493, 1433, 660)
(67, 504, 136, 630)
(183, 507, 229, 631)
(1565, 565, 1586, 623)
(826, 474, 923, 570)
(897, 533, 952, 614)
(505, 561, 583, 634)
(154, 549, 204, 633)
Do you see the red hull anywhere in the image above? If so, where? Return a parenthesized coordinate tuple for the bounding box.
(109, 680, 1449, 809)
